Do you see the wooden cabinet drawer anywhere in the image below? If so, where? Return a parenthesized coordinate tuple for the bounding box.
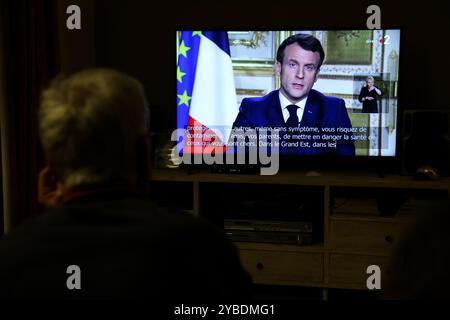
(239, 250, 323, 285)
(328, 254, 389, 289)
(329, 220, 410, 255)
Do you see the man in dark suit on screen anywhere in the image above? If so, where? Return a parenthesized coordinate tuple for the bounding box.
(232, 33, 355, 156)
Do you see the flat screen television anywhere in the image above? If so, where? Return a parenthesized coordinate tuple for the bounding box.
(175, 30, 401, 174)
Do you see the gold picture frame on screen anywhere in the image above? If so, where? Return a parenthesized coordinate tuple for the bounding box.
(228, 31, 277, 76)
(315, 30, 384, 77)
(325, 30, 373, 65)
(228, 31, 285, 100)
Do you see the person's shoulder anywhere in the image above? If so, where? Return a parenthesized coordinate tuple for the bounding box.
(124, 198, 232, 245)
(311, 89, 344, 106)
(0, 207, 63, 245)
(112, 197, 229, 240)
(164, 208, 231, 246)
(240, 90, 278, 110)
(0, 197, 233, 253)
(0, 198, 222, 245)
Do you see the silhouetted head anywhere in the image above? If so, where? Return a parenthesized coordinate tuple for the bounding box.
(39, 68, 149, 189)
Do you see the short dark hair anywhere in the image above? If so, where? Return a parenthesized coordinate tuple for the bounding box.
(276, 33, 325, 68)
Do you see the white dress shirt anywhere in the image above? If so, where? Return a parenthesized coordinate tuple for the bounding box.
(279, 91, 307, 125)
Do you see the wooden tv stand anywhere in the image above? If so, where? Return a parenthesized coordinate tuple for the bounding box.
(150, 168, 450, 298)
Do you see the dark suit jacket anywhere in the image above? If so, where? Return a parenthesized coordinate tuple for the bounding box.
(0, 192, 252, 300)
(232, 89, 355, 155)
(358, 86, 381, 113)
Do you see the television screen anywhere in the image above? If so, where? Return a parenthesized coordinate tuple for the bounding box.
(175, 30, 401, 168)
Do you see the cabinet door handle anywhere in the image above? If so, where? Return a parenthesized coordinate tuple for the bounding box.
(256, 262, 264, 270)
(385, 235, 394, 243)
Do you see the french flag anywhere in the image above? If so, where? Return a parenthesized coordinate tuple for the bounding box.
(176, 31, 238, 155)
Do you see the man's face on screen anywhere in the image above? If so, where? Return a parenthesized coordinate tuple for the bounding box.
(276, 43, 320, 104)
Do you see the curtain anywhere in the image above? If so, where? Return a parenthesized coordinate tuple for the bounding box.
(0, 0, 59, 233)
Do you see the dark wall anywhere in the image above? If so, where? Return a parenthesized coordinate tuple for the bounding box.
(93, 0, 450, 133)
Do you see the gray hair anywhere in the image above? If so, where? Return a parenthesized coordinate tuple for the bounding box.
(39, 69, 149, 189)
(366, 76, 375, 82)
